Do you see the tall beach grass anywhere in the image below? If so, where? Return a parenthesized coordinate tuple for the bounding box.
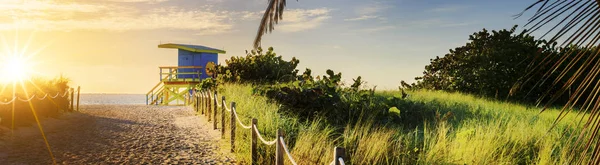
(217, 83, 592, 164)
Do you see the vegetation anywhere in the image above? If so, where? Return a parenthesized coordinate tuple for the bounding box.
(254, 69, 389, 126)
(208, 44, 593, 164)
(412, 26, 554, 101)
(252, 1, 600, 162)
(217, 47, 299, 84)
(0, 76, 72, 127)
(218, 83, 591, 164)
(409, 26, 600, 109)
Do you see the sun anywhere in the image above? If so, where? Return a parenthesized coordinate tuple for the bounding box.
(0, 55, 33, 83)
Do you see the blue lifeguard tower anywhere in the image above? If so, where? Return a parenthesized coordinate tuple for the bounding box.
(146, 43, 226, 105)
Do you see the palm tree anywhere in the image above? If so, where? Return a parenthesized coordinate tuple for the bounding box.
(253, 0, 290, 49)
(517, 0, 600, 164)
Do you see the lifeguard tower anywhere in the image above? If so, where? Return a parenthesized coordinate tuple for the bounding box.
(146, 43, 225, 105)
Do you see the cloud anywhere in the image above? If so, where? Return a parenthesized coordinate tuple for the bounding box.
(344, 15, 378, 21)
(0, 1, 236, 35)
(346, 2, 392, 22)
(358, 25, 396, 33)
(239, 11, 263, 21)
(426, 5, 469, 13)
(356, 3, 390, 15)
(404, 18, 472, 28)
(277, 8, 331, 32)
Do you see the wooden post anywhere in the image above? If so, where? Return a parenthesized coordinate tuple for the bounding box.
(201, 91, 205, 115)
(334, 147, 346, 165)
(213, 90, 218, 129)
(276, 129, 284, 165)
(221, 96, 226, 139)
(205, 91, 209, 116)
(76, 86, 81, 112)
(207, 90, 212, 121)
(163, 89, 169, 106)
(196, 90, 200, 112)
(213, 91, 218, 130)
(230, 102, 236, 153)
(69, 88, 74, 112)
(251, 118, 258, 165)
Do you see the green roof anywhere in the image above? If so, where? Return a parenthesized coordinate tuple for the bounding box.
(158, 43, 226, 54)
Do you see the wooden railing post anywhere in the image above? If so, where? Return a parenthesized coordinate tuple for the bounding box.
(195, 90, 199, 112)
(205, 91, 209, 117)
(213, 91, 218, 130)
(70, 88, 74, 112)
(276, 129, 284, 165)
(208, 90, 212, 121)
(252, 118, 258, 165)
(221, 96, 226, 139)
(76, 86, 81, 112)
(230, 102, 236, 153)
(201, 91, 205, 115)
(334, 147, 346, 165)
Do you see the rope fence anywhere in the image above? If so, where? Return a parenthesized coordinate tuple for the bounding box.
(0, 86, 82, 128)
(192, 89, 347, 165)
(0, 86, 82, 112)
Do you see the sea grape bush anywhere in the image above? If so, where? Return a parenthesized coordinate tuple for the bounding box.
(217, 47, 299, 84)
(412, 25, 570, 104)
(254, 69, 396, 125)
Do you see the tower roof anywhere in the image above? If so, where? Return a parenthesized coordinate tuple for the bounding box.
(158, 43, 226, 54)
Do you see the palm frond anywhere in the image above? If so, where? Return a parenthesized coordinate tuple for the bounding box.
(517, 0, 600, 164)
(254, 0, 290, 49)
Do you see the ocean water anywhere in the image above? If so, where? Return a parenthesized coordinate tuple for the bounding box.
(79, 94, 147, 105)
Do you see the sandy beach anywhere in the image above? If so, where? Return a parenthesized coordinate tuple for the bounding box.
(0, 105, 235, 164)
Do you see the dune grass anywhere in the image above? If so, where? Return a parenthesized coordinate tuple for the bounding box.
(216, 83, 591, 164)
(0, 77, 71, 127)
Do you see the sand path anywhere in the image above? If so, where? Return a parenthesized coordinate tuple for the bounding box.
(0, 105, 235, 164)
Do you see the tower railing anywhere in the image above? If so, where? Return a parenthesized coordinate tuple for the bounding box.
(159, 66, 203, 82)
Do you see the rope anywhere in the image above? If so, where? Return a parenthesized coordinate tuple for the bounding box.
(215, 97, 223, 108)
(253, 126, 277, 145)
(338, 158, 345, 165)
(232, 108, 252, 129)
(49, 92, 60, 99)
(224, 100, 232, 112)
(0, 90, 72, 105)
(279, 137, 298, 165)
(0, 97, 16, 105)
(61, 90, 69, 97)
(327, 158, 345, 165)
(18, 95, 36, 102)
(36, 93, 49, 100)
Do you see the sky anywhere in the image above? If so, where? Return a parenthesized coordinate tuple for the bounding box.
(0, 0, 545, 94)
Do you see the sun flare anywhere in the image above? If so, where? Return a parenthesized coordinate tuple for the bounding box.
(0, 55, 33, 83)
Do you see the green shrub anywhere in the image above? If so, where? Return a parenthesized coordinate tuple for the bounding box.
(217, 47, 299, 84)
(254, 69, 393, 125)
(412, 25, 566, 104)
(196, 78, 216, 90)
